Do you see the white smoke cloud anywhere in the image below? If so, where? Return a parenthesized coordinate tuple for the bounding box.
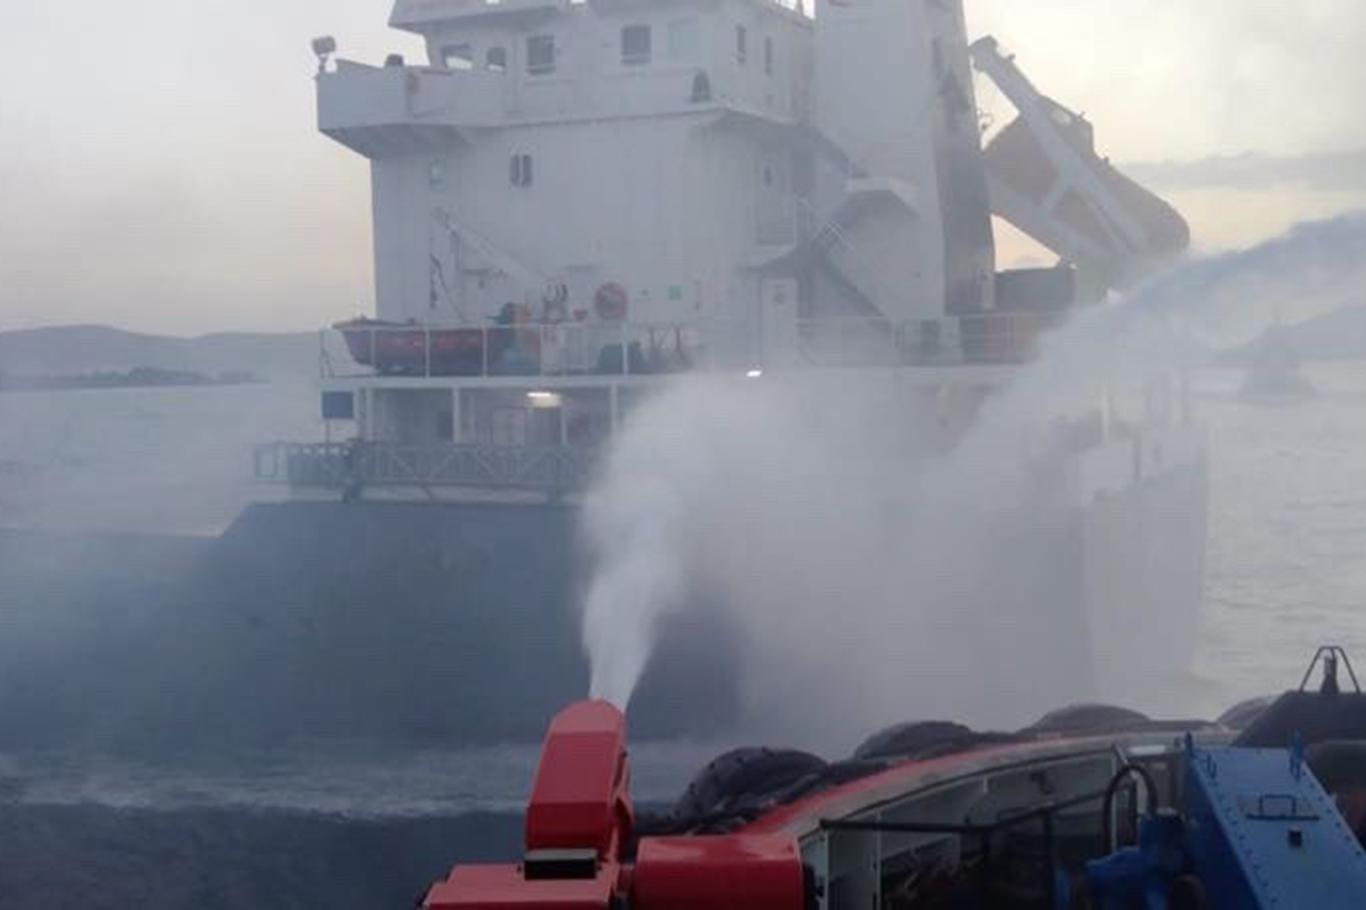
(581, 211, 1366, 752)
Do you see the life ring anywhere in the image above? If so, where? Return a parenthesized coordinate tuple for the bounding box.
(594, 282, 629, 321)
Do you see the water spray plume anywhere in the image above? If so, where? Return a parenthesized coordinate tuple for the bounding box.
(580, 212, 1366, 745)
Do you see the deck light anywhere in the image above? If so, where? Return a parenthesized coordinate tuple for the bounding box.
(746, 369, 764, 379)
(312, 36, 337, 73)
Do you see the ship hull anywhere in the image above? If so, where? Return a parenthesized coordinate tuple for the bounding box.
(0, 504, 740, 750)
(0, 462, 1206, 749)
(1083, 454, 1209, 700)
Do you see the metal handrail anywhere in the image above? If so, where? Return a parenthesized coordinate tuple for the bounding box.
(256, 441, 597, 494)
(325, 319, 749, 380)
(820, 782, 1133, 910)
(323, 311, 1067, 380)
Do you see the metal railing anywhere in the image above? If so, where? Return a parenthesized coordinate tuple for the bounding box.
(794, 311, 1064, 368)
(324, 311, 1066, 380)
(255, 441, 596, 494)
(325, 320, 751, 380)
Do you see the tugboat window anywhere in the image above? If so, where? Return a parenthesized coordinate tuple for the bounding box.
(736, 25, 747, 64)
(621, 25, 652, 66)
(526, 35, 556, 75)
(486, 47, 507, 72)
(510, 154, 534, 187)
(441, 43, 474, 71)
(764, 37, 774, 75)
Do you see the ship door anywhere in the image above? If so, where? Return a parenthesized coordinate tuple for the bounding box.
(760, 278, 800, 368)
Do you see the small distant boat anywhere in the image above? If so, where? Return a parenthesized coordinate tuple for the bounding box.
(1240, 323, 1316, 403)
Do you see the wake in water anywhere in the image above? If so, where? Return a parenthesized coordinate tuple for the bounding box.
(580, 212, 1366, 748)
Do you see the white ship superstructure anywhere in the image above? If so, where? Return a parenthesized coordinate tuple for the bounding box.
(261, 0, 1191, 488)
(326, 0, 989, 327)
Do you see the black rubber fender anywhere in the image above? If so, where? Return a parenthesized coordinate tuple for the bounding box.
(1216, 696, 1273, 731)
(673, 747, 827, 820)
(1023, 704, 1150, 736)
(853, 721, 974, 762)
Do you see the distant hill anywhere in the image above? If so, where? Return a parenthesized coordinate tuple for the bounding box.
(0, 325, 340, 380)
(1222, 305, 1366, 364)
(1283, 305, 1366, 361)
(1127, 147, 1366, 194)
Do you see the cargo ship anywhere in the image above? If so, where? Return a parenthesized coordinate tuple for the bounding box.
(0, 0, 1207, 749)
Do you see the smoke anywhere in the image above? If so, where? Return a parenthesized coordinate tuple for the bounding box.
(966, 211, 1366, 466)
(581, 211, 1366, 751)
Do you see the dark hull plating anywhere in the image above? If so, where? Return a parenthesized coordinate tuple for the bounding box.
(0, 503, 740, 751)
(0, 459, 1205, 750)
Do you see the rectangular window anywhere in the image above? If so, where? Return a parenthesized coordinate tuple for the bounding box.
(763, 36, 773, 76)
(321, 391, 355, 421)
(510, 154, 534, 187)
(486, 46, 507, 72)
(736, 25, 747, 64)
(526, 35, 556, 75)
(441, 44, 474, 71)
(621, 24, 651, 66)
(667, 19, 700, 62)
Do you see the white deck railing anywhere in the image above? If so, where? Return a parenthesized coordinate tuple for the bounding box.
(255, 441, 595, 494)
(322, 312, 1066, 381)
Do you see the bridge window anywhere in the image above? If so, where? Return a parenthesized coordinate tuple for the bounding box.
(526, 35, 556, 75)
(764, 36, 773, 76)
(486, 46, 507, 72)
(441, 43, 474, 71)
(736, 25, 747, 65)
(621, 25, 652, 66)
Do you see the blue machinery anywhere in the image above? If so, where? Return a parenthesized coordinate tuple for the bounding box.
(1087, 736, 1366, 908)
(1086, 644, 1366, 910)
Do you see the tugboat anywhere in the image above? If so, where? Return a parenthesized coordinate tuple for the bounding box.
(422, 647, 1366, 909)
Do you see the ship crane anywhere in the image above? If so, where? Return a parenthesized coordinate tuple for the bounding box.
(971, 36, 1191, 297)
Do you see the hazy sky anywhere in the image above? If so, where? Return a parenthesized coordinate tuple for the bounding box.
(2, 0, 1364, 335)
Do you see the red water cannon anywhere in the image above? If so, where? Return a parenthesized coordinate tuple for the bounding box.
(423, 700, 806, 910)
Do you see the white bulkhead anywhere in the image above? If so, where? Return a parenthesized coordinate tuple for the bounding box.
(319, 0, 992, 336)
(812, 0, 995, 321)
